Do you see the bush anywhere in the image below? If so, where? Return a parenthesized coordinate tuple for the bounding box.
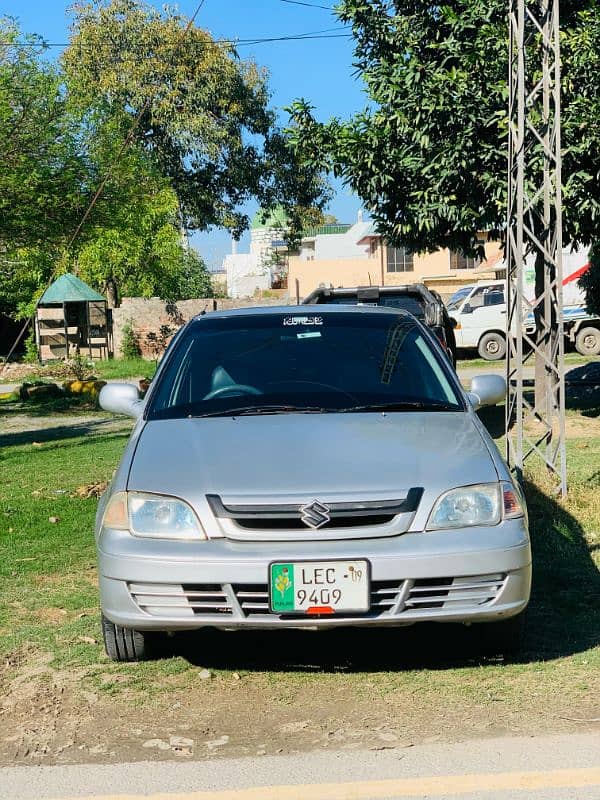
(23, 331, 39, 364)
(120, 320, 141, 359)
(68, 353, 94, 381)
(145, 325, 174, 360)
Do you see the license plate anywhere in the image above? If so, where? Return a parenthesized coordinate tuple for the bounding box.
(270, 560, 370, 614)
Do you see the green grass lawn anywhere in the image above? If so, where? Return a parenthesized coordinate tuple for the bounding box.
(92, 357, 157, 381)
(458, 352, 596, 370)
(0, 406, 598, 705)
(16, 356, 156, 385)
(0, 427, 131, 666)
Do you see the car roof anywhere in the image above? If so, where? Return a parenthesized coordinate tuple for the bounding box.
(302, 284, 435, 299)
(191, 304, 415, 323)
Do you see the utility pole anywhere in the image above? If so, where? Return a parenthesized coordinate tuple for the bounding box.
(506, 0, 567, 496)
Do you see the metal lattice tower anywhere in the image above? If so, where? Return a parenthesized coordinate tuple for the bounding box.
(506, 0, 567, 495)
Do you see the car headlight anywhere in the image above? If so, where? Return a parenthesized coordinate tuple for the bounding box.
(102, 491, 206, 540)
(427, 483, 501, 530)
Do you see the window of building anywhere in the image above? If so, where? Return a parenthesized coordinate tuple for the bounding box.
(450, 251, 480, 270)
(386, 246, 414, 272)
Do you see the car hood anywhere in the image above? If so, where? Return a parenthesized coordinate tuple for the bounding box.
(127, 412, 498, 508)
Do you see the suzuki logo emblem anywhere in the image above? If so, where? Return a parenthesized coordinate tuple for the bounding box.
(299, 500, 331, 530)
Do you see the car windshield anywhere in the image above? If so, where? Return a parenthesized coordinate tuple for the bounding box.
(146, 311, 463, 420)
(446, 287, 473, 312)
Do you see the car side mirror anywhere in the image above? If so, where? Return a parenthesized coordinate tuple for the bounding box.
(461, 304, 473, 314)
(467, 374, 506, 411)
(99, 383, 145, 419)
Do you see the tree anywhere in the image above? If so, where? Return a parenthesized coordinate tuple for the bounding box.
(63, 0, 327, 241)
(0, 19, 88, 315)
(288, 1, 600, 292)
(0, 16, 216, 316)
(175, 249, 214, 299)
(0, 20, 89, 252)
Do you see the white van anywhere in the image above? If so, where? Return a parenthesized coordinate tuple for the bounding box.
(448, 248, 600, 360)
(450, 280, 508, 359)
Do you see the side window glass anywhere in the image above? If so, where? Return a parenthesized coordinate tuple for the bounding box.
(468, 288, 487, 309)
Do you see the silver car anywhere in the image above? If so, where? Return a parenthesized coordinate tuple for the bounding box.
(96, 306, 531, 661)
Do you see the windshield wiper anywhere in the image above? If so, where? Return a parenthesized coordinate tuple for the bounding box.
(337, 400, 460, 413)
(190, 405, 330, 418)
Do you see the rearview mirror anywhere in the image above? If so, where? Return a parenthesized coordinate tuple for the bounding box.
(99, 383, 145, 419)
(467, 374, 506, 410)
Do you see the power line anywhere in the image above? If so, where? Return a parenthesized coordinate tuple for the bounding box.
(279, 0, 335, 9)
(0, 0, 208, 373)
(0, 29, 348, 49)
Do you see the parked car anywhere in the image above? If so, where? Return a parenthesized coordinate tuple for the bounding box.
(302, 284, 457, 366)
(449, 248, 599, 360)
(97, 305, 530, 661)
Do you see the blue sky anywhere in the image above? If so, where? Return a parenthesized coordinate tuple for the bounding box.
(1, 0, 368, 268)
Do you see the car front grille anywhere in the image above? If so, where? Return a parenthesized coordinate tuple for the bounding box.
(206, 490, 423, 541)
(403, 573, 506, 614)
(230, 581, 405, 617)
(128, 582, 233, 618)
(128, 573, 506, 620)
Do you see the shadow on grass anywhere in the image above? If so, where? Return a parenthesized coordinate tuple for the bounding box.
(161, 480, 599, 673)
(0, 416, 132, 448)
(477, 376, 600, 441)
(523, 479, 600, 658)
(0, 394, 133, 447)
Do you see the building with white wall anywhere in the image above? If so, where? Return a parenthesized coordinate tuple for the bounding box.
(223, 207, 289, 298)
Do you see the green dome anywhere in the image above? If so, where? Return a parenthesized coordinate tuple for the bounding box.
(251, 205, 289, 230)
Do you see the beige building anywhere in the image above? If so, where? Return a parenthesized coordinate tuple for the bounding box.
(288, 216, 503, 301)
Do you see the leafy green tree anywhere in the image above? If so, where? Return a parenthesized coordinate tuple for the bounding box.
(175, 249, 214, 299)
(0, 20, 88, 253)
(0, 19, 88, 315)
(63, 0, 327, 241)
(288, 1, 600, 289)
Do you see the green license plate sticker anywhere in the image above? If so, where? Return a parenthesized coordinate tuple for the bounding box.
(270, 563, 295, 613)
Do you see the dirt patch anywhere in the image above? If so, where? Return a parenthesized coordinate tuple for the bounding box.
(0, 635, 598, 767)
(523, 414, 600, 440)
(0, 363, 44, 382)
(564, 415, 600, 438)
(33, 570, 99, 590)
(34, 608, 69, 625)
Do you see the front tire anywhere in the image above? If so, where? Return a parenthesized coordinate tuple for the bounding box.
(101, 613, 154, 662)
(478, 332, 506, 361)
(575, 326, 600, 356)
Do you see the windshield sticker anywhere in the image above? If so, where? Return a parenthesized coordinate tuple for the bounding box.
(380, 322, 410, 384)
(297, 331, 321, 339)
(283, 316, 323, 326)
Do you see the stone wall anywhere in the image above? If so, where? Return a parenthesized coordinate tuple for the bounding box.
(111, 296, 291, 358)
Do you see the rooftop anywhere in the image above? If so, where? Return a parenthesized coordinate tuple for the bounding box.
(38, 273, 105, 305)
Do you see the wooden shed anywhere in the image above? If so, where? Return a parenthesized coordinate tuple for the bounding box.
(35, 274, 111, 361)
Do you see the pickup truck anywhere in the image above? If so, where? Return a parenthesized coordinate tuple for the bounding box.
(302, 284, 457, 365)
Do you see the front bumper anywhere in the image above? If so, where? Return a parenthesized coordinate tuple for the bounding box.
(97, 521, 531, 631)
